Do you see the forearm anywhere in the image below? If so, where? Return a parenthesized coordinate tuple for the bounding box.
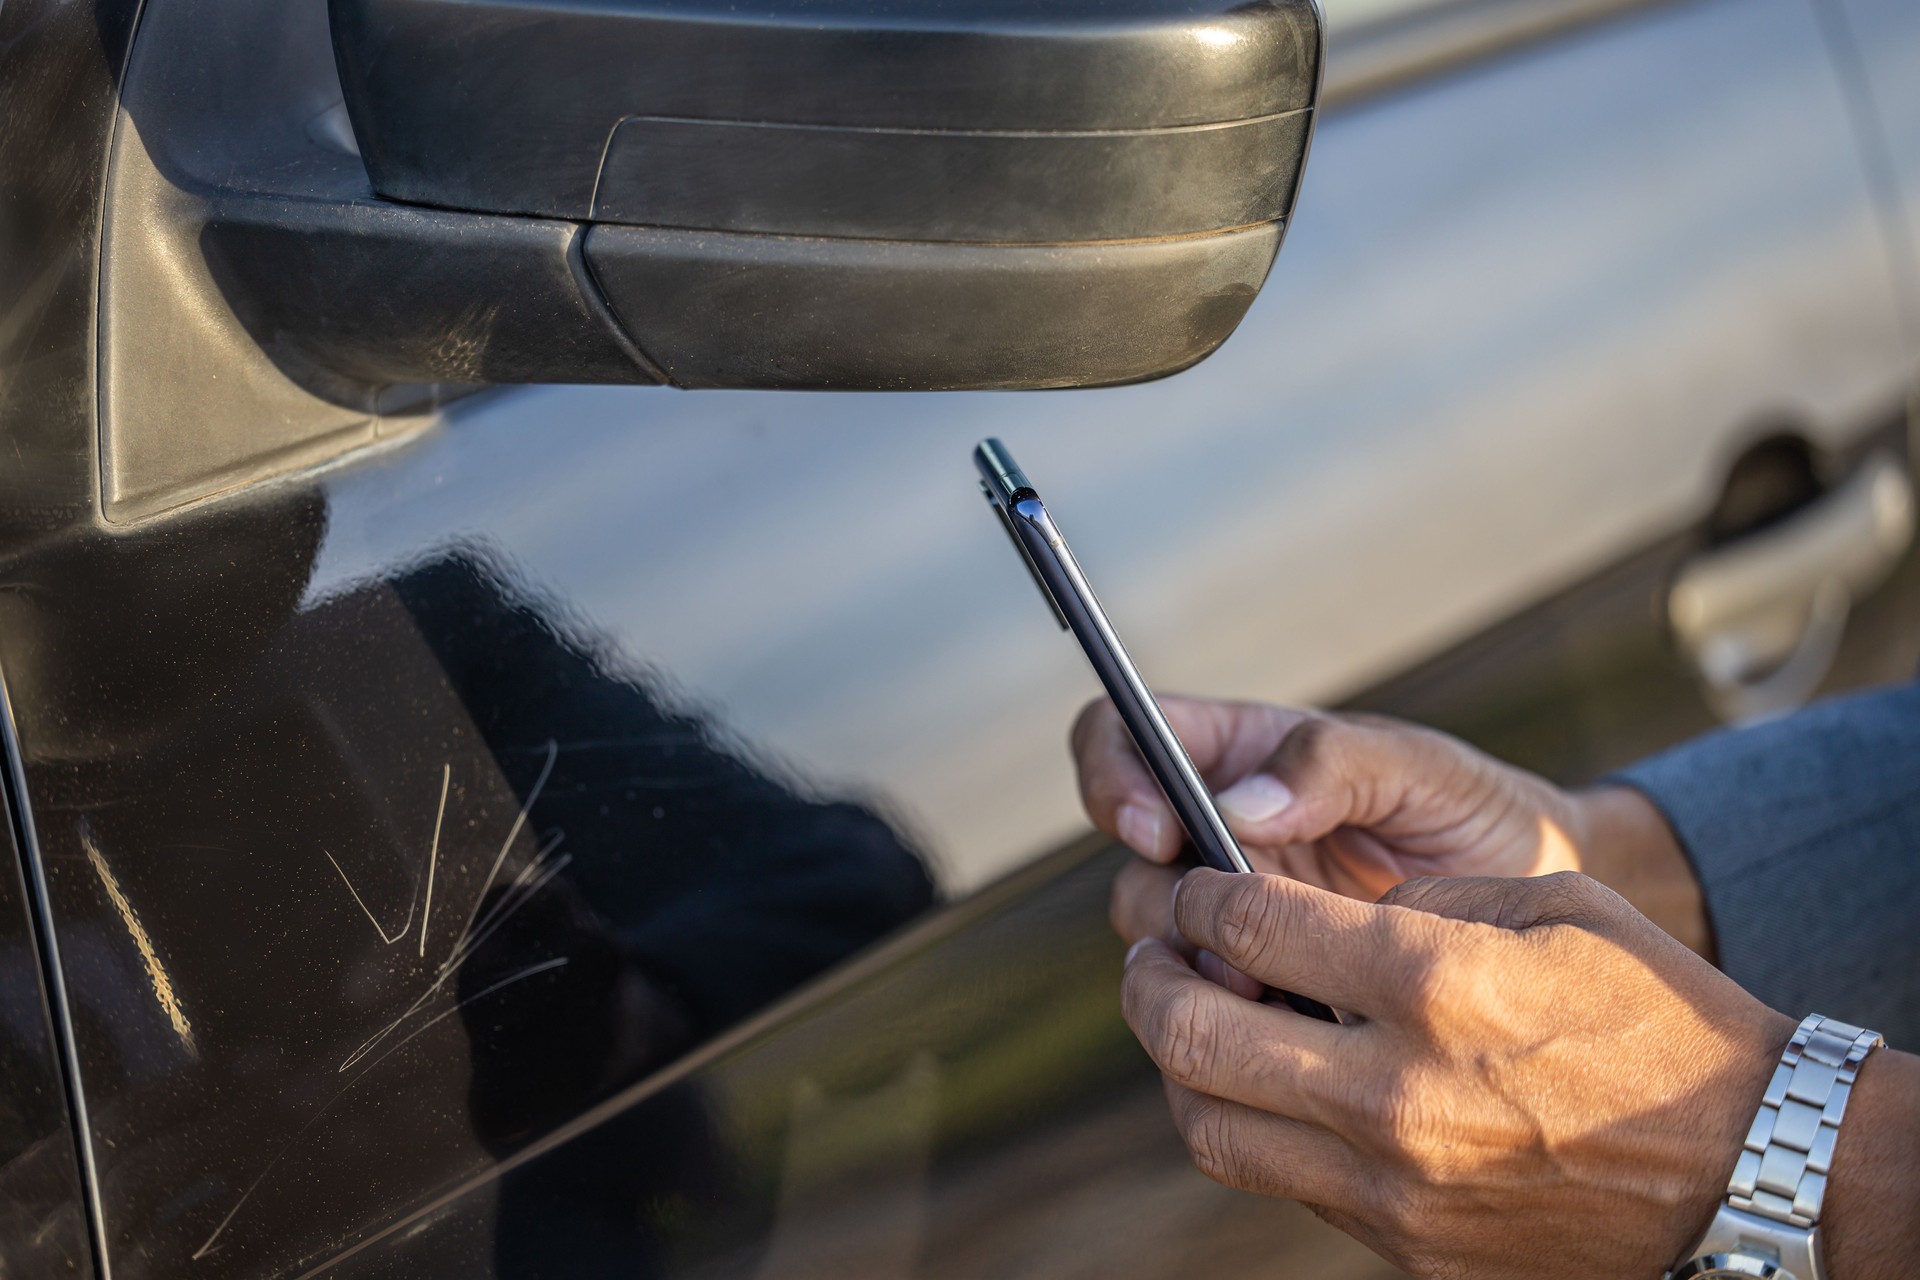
(1822, 1046, 1920, 1280)
(1572, 784, 1714, 960)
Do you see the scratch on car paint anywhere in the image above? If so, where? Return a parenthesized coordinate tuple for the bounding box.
(81, 825, 198, 1058)
(335, 742, 567, 1075)
(447, 738, 558, 953)
(336, 836, 570, 1074)
(191, 956, 569, 1262)
(417, 764, 450, 958)
(192, 741, 577, 1261)
(320, 761, 452, 947)
(322, 849, 413, 945)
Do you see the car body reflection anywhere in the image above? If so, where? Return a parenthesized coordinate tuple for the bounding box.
(0, 497, 930, 1275)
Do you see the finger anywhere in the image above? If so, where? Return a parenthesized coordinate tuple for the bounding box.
(1381, 869, 1624, 933)
(1261, 832, 1400, 902)
(1194, 949, 1264, 1000)
(1073, 697, 1307, 863)
(1158, 696, 1313, 791)
(1218, 713, 1485, 850)
(1122, 938, 1353, 1127)
(1109, 857, 1188, 951)
(1162, 1078, 1367, 1212)
(1072, 699, 1180, 861)
(1173, 869, 1442, 1017)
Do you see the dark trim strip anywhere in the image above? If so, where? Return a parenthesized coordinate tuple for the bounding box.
(1324, 0, 1680, 106)
(0, 662, 112, 1280)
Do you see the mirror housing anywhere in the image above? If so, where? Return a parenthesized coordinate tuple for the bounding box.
(328, 0, 1324, 389)
(93, 0, 1319, 523)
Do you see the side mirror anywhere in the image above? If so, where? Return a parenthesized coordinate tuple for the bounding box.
(321, 0, 1323, 390)
(95, 0, 1319, 521)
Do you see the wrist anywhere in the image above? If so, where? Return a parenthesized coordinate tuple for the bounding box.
(1820, 1046, 1920, 1280)
(1569, 785, 1714, 959)
(1675, 1018, 1915, 1280)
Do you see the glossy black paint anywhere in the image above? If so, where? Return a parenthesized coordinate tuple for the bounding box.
(0, 0, 148, 1264)
(0, 0, 141, 543)
(0, 774, 92, 1278)
(0, 501, 936, 1275)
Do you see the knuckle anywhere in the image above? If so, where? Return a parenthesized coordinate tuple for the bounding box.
(1370, 911, 1446, 1009)
(1181, 1097, 1244, 1188)
(1155, 983, 1222, 1087)
(1119, 961, 1157, 1033)
(1553, 869, 1619, 914)
(1376, 874, 1447, 913)
(1410, 939, 1473, 1008)
(1369, 1182, 1424, 1244)
(1215, 876, 1286, 969)
(1356, 1076, 1421, 1158)
(1401, 1252, 1465, 1280)
(1272, 714, 1340, 781)
(1408, 936, 1502, 1038)
(1350, 1183, 1467, 1280)
(1518, 870, 1624, 931)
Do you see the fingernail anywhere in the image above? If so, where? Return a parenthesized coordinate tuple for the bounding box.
(1124, 938, 1153, 968)
(1217, 773, 1294, 824)
(1117, 803, 1165, 856)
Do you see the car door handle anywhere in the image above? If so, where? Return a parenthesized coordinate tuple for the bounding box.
(1668, 450, 1915, 722)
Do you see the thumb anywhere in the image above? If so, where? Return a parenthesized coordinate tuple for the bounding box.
(1380, 871, 1625, 933)
(1215, 714, 1482, 846)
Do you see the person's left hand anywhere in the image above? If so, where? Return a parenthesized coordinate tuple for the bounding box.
(1077, 699, 1590, 954)
(1121, 868, 1794, 1279)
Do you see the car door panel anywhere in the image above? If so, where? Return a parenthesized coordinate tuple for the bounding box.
(0, 780, 95, 1279)
(2, 0, 1916, 1277)
(1831, 0, 1920, 345)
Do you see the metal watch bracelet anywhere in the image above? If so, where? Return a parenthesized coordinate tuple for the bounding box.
(1730, 1014, 1884, 1227)
(1674, 1013, 1885, 1280)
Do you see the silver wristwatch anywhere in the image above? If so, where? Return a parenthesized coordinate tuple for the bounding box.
(1673, 1013, 1885, 1280)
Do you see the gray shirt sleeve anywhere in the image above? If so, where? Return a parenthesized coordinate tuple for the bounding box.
(1609, 681, 1920, 1050)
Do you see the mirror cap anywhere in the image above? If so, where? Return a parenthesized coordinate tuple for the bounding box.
(332, 0, 1323, 235)
(330, 0, 1322, 389)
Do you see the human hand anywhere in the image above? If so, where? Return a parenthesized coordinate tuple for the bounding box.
(1076, 698, 1583, 898)
(1079, 697, 1710, 955)
(1121, 869, 1793, 1279)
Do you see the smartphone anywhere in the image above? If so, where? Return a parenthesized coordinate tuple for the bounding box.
(974, 438, 1337, 1022)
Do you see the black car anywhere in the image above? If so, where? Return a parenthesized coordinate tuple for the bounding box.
(2, 0, 1918, 1275)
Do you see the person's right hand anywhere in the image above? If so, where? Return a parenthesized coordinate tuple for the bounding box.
(1075, 697, 1708, 955)
(1121, 869, 1796, 1279)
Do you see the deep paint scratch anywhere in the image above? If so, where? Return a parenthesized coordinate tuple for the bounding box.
(447, 739, 558, 952)
(417, 764, 450, 958)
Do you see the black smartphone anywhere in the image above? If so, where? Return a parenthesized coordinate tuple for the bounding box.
(974, 438, 1337, 1022)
